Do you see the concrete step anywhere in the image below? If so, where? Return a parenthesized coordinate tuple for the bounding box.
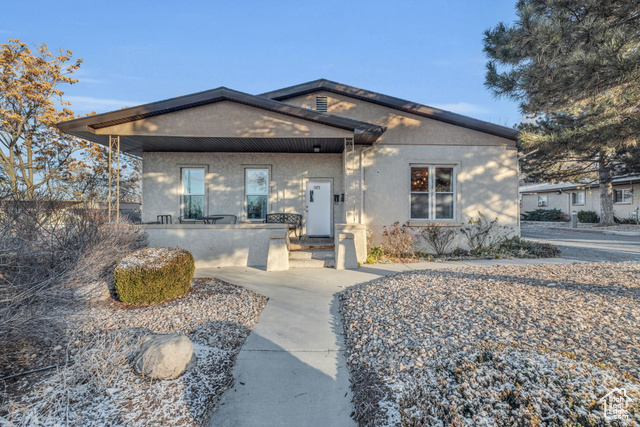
(289, 258, 335, 268)
(289, 243, 335, 251)
(289, 250, 335, 260)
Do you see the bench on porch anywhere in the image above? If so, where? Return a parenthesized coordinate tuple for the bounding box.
(265, 213, 302, 237)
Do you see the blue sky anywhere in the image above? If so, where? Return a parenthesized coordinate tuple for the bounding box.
(3, 0, 521, 126)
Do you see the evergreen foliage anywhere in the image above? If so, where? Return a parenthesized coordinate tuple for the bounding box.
(484, 0, 640, 225)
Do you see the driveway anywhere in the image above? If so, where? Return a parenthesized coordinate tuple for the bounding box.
(522, 223, 640, 261)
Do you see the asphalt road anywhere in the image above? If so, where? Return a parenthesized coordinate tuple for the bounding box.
(522, 225, 640, 262)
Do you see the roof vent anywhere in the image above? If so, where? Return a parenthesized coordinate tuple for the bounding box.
(315, 96, 328, 113)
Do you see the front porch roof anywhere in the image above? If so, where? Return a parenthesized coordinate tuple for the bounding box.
(57, 87, 386, 155)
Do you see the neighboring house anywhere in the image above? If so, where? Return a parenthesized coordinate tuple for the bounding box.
(58, 79, 519, 269)
(520, 177, 640, 220)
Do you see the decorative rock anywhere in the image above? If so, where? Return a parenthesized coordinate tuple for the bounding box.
(133, 333, 196, 380)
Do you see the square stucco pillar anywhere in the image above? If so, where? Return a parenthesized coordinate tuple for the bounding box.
(266, 233, 290, 271)
(334, 232, 358, 269)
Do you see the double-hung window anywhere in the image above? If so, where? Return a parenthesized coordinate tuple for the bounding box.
(410, 166, 455, 220)
(615, 189, 632, 204)
(572, 192, 585, 205)
(538, 194, 548, 207)
(181, 168, 205, 218)
(246, 168, 269, 220)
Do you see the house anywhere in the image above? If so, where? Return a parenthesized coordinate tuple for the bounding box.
(520, 177, 640, 220)
(57, 79, 519, 269)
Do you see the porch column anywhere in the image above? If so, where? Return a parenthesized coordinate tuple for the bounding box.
(108, 135, 120, 221)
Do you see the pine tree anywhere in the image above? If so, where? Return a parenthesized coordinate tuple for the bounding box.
(484, 0, 640, 225)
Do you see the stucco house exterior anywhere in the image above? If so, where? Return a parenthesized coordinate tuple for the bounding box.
(58, 79, 519, 269)
(520, 177, 640, 220)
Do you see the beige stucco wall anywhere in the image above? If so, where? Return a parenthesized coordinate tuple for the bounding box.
(142, 151, 345, 233)
(363, 144, 519, 248)
(144, 223, 288, 267)
(282, 91, 515, 147)
(96, 100, 352, 139)
(522, 183, 640, 220)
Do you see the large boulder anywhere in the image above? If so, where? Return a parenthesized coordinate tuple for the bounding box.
(132, 333, 196, 380)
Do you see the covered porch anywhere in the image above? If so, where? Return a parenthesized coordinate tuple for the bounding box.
(57, 87, 383, 269)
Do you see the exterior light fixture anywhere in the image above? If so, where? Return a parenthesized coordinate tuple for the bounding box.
(313, 145, 321, 153)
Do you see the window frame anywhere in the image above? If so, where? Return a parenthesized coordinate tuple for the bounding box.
(571, 191, 585, 206)
(409, 165, 456, 221)
(615, 189, 632, 204)
(245, 168, 270, 221)
(537, 194, 548, 207)
(180, 167, 206, 219)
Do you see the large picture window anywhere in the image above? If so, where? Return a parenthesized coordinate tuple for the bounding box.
(182, 168, 205, 218)
(410, 166, 455, 220)
(246, 168, 269, 220)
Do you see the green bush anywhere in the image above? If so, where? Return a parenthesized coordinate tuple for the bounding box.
(577, 210, 599, 223)
(366, 246, 384, 263)
(498, 236, 561, 258)
(114, 247, 195, 304)
(521, 208, 569, 222)
(615, 216, 639, 224)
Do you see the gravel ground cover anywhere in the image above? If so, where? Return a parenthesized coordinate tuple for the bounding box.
(1, 278, 267, 426)
(340, 262, 640, 426)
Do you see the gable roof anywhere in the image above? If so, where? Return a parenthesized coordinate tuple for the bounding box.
(259, 79, 518, 141)
(57, 87, 386, 149)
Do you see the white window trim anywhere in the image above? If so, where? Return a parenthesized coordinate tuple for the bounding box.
(181, 167, 206, 218)
(245, 167, 270, 221)
(615, 189, 632, 204)
(538, 194, 548, 207)
(409, 165, 457, 221)
(572, 191, 585, 206)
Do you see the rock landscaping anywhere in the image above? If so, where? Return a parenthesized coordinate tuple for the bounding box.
(340, 262, 640, 426)
(1, 277, 267, 426)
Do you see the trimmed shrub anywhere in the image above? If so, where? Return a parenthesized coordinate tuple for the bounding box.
(577, 210, 599, 223)
(114, 247, 194, 304)
(521, 208, 569, 222)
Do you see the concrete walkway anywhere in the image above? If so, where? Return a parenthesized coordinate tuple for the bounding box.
(201, 257, 579, 427)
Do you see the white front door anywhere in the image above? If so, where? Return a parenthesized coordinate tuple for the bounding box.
(306, 180, 331, 236)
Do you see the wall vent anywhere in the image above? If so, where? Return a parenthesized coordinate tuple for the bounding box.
(315, 96, 328, 113)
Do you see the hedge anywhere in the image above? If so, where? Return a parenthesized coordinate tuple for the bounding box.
(114, 247, 195, 304)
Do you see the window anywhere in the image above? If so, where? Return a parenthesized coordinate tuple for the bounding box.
(181, 168, 205, 218)
(572, 192, 585, 205)
(246, 168, 269, 220)
(538, 194, 548, 207)
(410, 166, 455, 220)
(615, 189, 632, 204)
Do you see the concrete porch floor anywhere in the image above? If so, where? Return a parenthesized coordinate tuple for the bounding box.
(201, 257, 580, 427)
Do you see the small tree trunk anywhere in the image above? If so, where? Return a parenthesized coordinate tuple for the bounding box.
(598, 156, 615, 226)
